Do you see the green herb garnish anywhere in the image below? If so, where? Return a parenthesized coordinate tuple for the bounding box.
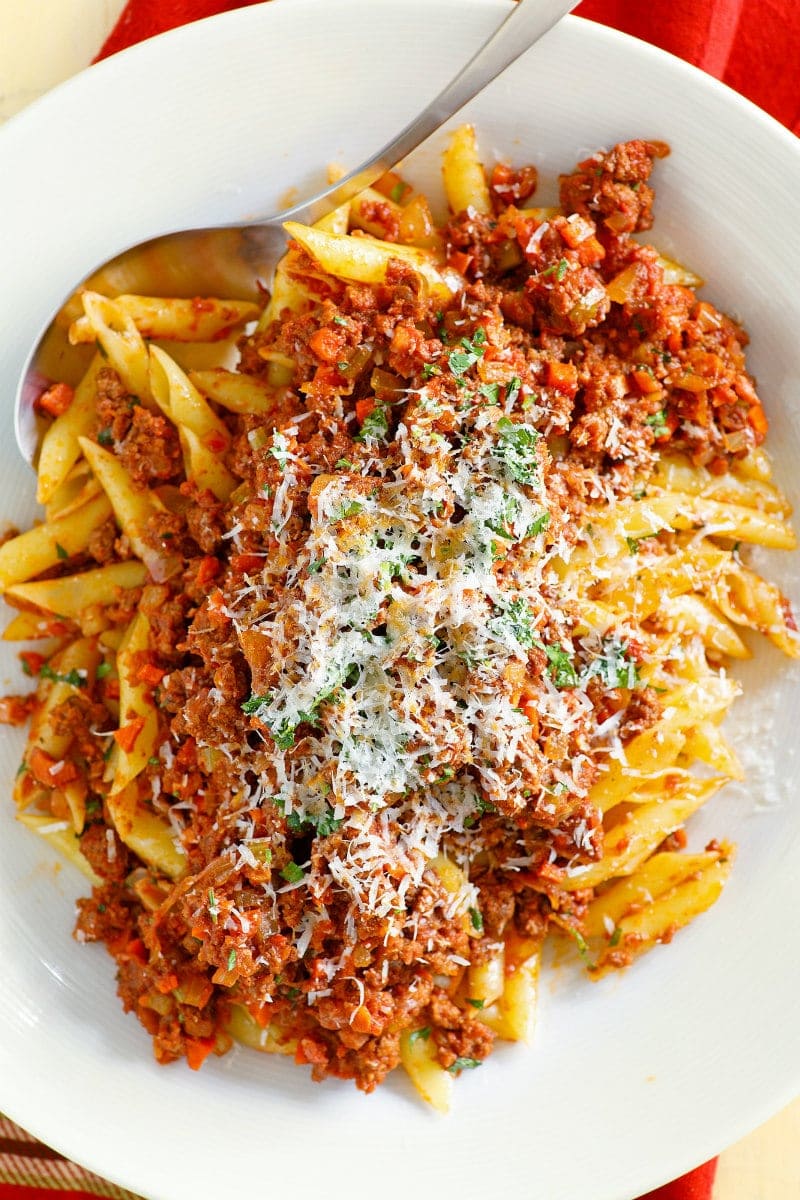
(494, 417, 540, 486)
(356, 407, 389, 443)
(280, 862, 305, 884)
(448, 1057, 482, 1073)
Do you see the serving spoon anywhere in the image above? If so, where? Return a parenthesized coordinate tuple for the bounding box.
(14, 0, 579, 464)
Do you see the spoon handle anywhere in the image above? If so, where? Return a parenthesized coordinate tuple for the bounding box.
(280, 0, 580, 224)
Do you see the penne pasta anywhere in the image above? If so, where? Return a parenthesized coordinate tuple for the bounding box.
(442, 124, 492, 216)
(106, 611, 160, 796)
(69, 294, 258, 344)
(6, 560, 147, 618)
(283, 221, 459, 301)
(0, 491, 112, 590)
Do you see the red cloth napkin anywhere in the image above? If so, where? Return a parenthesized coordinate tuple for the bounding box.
(2, 3, 797, 1199)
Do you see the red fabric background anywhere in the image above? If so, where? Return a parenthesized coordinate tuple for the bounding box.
(2, 4, 794, 1200)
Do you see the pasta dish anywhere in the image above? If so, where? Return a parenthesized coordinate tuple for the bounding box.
(2, 130, 796, 1109)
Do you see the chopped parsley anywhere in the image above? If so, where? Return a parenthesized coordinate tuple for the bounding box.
(541, 257, 569, 281)
(307, 557, 326, 574)
(609, 926, 622, 948)
(505, 376, 522, 405)
(645, 409, 668, 431)
(494, 418, 540, 486)
(545, 643, 579, 689)
(447, 328, 486, 377)
(448, 1057, 482, 1073)
(422, 362, 441, 379)
(227, 948, 237, 971)
(96, 661, 113, 679)
(466, 998, 485, 1009)
(268, 432, 290, 470)
(356, 407, 389, 443)
(96, 428, 114, 447)
(408, 1027, 430, 1045)
(526, 510, 551, 537)
(334, 458, 353, 470)
(280, 861, 305, 884)
(39, 663, 84, 688)
(469, 907, 484, 933)
(55, 542, 69, 560)
(490, 595, 537, 648)
(478, 382, 500, 403)
(285, 804, 343, 838)
(567, 926, 592, 962)
(333, 499, 364, 522)
(584, 637, 640, 689)
(207, 889, 219, 924)
(242, 693, 270, 715)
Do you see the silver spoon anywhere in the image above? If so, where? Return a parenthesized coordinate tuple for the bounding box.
(14, 0, 579, 464)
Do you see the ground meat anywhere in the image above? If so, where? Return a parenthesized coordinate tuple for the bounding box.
(119, 406, 182, 486)
(94, 367, 135, 440)
(428, 989, 494, 1069)
(78, 821, 131, 882)
(182, 484, 227, 553)
(87, 517, 119, 564)
(560, 139, 669, 234)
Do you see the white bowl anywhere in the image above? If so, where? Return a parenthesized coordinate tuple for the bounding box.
(1, 3, 799, 1198)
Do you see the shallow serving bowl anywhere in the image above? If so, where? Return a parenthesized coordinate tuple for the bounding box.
(1, 2, 799, 1197)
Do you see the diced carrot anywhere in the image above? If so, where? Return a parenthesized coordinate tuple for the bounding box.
(231, 552, 264, 575)
(447, 249, 473, 276)
(520, 699, 540, 736)
(576, 235, 605, 265)
(0, 694, 35, 726)
(49, 759, 80, 785)
(559, 215, 594, 249)
(20, 651, 45, 677)
(546, 360, 579, 396)
(349, 1005, 375, 1035)
(206, 589, 227, 614)
(120, 937, 148, 965)
(156, 973, 179, 995)
(185, 1035, 217, 1071)
(748, 403, 769, 436)
(29, 746, 58, 787)
(355, 398, 376, 425)
(308, 328, 344, 364)
(36, 382, 74, 418)
(113, 716, 146, 754)
(195, 555, 221, 588)
(630, 368, 661, 395)
(103, 678, 121, 700)
(137, 663, 166, 687)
